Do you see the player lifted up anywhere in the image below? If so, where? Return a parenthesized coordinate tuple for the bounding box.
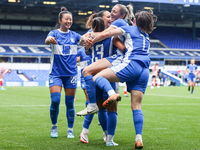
(186, 58, 198, 94)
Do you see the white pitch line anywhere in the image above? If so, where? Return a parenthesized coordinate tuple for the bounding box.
(145, 93, 200, 99)
(1, 103, 200, 107)
(152, 128, 167, 130)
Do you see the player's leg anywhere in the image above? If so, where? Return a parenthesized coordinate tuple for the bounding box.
(128, 67, 149, 149)
(64, 76, 77, 138)
(188, 80, 192, 91)
(94, 68, 121, 108)
(191, 81, 195, 94)
(124, 83, 128, 97)
(97, 82, 119, 145)
(49, 75, 63, 138)
(97, 99, 108, 142)
(131, 90, 144, 149)
(79, 77, 94, 143)
(151, 76, 155, 89)
(106, 102, 118, 146)
(0, 78, 3, 89)
(83, 58, 112, 77)
(0, 76, 6, 90)
(155, 78, 160, 88)
(95, 60, 143, 108)
(96, 87, 108, 142)
(76, 58, 112, 116)
(80, 100, 94, 143)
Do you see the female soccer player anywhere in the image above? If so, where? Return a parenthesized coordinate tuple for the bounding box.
(45, 7, 82, 138)
(87, 10, 157, 149)
(77, 3, 134, 116)
(151, 63, 160, 89)
(78, 11, 111, 144)
(77, 4, 134, 147)
(186, 58, 198, 94)
(79, 16, 123, 145)
(0, 66, 11, 90)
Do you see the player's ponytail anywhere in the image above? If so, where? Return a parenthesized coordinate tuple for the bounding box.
(126, 4, 134, 25)
(116, 4, 134, 24)
(58, 6, 72, 21)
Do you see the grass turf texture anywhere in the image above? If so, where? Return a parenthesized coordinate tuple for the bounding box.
(0, 86, 200, 150)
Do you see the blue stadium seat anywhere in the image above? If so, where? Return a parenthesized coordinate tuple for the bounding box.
(151, 27, 200, 49)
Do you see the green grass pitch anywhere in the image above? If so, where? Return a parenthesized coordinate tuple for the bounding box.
(0, 86, 200, 150)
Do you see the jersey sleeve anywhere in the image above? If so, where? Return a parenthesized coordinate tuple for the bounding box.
(77, 48, 90, 61)
(195, 65, 198, 70)
(118, 26, 129, 35)
(110, 19, 128, 29)
(47, 30, 55, 37)
(187, 65, 189, 69)
(76, 33, 81, 43)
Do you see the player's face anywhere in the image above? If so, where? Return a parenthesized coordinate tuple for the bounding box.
(110, 5, 124, 22)
(102, 11, 111, 29)
(191, 59, 195, 65)
(60, 13, 72, 30)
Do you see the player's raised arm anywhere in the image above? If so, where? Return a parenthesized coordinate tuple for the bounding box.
(92, 28, 123, 44)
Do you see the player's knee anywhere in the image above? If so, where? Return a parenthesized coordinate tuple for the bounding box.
(51, 92, 61, 105)
(83, 67, 89, 76)
(66, 101, 74, 109)
(68, 109, 75, 121)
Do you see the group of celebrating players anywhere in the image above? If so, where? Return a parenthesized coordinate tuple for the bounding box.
(43, 2, 197, 149)
(45, 3, 156, 149)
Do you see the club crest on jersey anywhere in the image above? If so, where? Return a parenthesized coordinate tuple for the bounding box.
(70, 38, 75, 43)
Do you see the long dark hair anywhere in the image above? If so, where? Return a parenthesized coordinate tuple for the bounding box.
(92, 17, 105, 32)
(135, 10, 157, 34)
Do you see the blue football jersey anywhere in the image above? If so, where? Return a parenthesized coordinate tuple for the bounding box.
(89, 38, 112, 63)
(119, 26, 151, 68)
(77, 47, 91, 68)
(187, 64, 197, 76)
(47, 29, 81, 76)
(110, 18, 128, 57)
(110, 18, 129, 28)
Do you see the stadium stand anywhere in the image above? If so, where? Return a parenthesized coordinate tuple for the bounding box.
(4, 70, 23, 82)
(0, 29, 166, 48)
(151, 27, 200, 49)
(21, 70, 49, 81)
(0, 30, 48, 45)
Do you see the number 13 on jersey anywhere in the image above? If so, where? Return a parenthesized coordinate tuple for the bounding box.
(90, 44, 104, 63)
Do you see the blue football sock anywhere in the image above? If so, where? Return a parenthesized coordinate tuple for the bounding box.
(85, 101, 89, 107)
(191, 89, 194, 94)
(98, 109, 108, 132)
(133, 109, 144, 135)
(84, 75, 96, 103)
(50, 92, 61, 124)
(83, 114, 94, 129)
(65, 95, 75, 128)
(95, 76, 114, 94)
(107, 111, 117, 135)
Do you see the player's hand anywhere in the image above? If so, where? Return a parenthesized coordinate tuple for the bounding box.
(84, 39, 93, 50)
(49, 37, 57, 44)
